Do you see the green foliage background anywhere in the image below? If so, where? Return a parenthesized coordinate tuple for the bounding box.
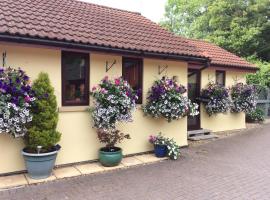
(160, 0, 270, 86)
(161, 0, 270, 61)
(25, 72, 61, 152)
(246, 57, 270, 87)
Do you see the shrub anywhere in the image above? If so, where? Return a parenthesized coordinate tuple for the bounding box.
(231, 83, 257, 113)
(143, 76, 199, 122)
(25, 73, 61, 153)
(200, 82, 231, 116)
(90, 76, 137, 148)
(246, 108, 265, 122)
(96, 129, 131, 148)
(0, 67, 35, 137)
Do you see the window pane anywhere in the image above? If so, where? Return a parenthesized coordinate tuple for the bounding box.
(216, 71, 225, 86)
(123, 58, 142, 104)
(62, 52, 89, 106)
(188, 71, 198, 101)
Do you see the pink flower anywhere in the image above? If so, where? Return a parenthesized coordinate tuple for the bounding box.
(24, 96, 31, 103)
(100, 88, 108, 94)
(115, 79, 120, 85)
(92, 86, 97, 91)
(149, 135, 157, 143)
(104, 76, 108, 80)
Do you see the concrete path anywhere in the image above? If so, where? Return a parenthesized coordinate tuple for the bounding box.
(1, 123, 270, 200)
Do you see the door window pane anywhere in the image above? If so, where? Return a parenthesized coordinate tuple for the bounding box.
(188, 69, 200, 130)
(62, 51, 89, 106)
(122, 57, 143, 104)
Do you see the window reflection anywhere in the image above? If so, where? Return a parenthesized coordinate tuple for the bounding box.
(123, 57, 143, 104)
(216, 71, 225, 86)
(62, 51, 89, 106)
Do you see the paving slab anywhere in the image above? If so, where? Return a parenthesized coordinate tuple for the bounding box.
(75, 163, 104, 174)
(25, 174, 56, 184)
(0, 174, 27, 189)
(134, 154, 166, 163)
(121, 157, 143, 167)
(101, 163, 125, 171)
(53, 166, 81, 179)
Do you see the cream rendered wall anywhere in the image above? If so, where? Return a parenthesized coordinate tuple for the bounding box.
(200, 67, 247, 132)
(0, 44, 188, 174)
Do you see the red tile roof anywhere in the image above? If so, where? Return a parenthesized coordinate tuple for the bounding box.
(0, 0, 256, 70)
(0, 0, 205, 58)
(188, 39, 257, 69)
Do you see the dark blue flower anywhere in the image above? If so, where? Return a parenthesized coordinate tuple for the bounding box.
(23, 76, 29, 81)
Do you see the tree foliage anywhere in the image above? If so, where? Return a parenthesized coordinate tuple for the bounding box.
(246, 57, 270, 87)
(161, 0, 270, 61)
(25, 72, 61, 152)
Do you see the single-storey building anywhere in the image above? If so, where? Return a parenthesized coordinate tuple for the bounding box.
(0, 0, 257, 174)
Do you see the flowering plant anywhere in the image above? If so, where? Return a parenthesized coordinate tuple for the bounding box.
(149, 133, 167, 145)
(149, 133, 180, 160)
(90, 76, 137, 147)
(230, 83, 257, 113)
(143, 76, 199, 122)
(166, 138, 180, 160)
(0, 67, 35, 137)
(200, 82, 231, 116)
(246, 108, 265, 122)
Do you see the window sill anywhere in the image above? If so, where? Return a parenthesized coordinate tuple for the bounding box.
(58, 106, 89, 113)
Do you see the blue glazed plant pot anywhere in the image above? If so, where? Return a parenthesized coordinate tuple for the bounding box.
(154, 144, 167, 158)
(22, 148, 59, 179)
(99, 147, 123, 167)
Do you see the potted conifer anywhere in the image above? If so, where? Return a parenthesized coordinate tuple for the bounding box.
(22, 72, 61, 179)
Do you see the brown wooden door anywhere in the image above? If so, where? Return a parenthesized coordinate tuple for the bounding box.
(188, 69, 201, 130)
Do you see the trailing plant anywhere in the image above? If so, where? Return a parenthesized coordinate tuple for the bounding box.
(166, 138, 180, 160)
(143, 76, 199, 122)
(231, 83, 257, 113)
(246, 108, 265, 123)
(25, 73, 61, 153)
(90, 76, 137, 148)
(148, 133, 181, 160)
(0, 67, 35, 137)
(200, 82, 231, 116)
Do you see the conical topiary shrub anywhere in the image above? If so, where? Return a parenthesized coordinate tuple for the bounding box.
(22, 72, 61, 179)
(25, 72, 61, 153)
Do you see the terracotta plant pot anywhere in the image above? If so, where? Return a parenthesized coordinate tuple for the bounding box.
(99, 147, 122, 167)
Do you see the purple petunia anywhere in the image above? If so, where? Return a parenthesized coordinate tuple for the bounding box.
(0, 67, 36, 137)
